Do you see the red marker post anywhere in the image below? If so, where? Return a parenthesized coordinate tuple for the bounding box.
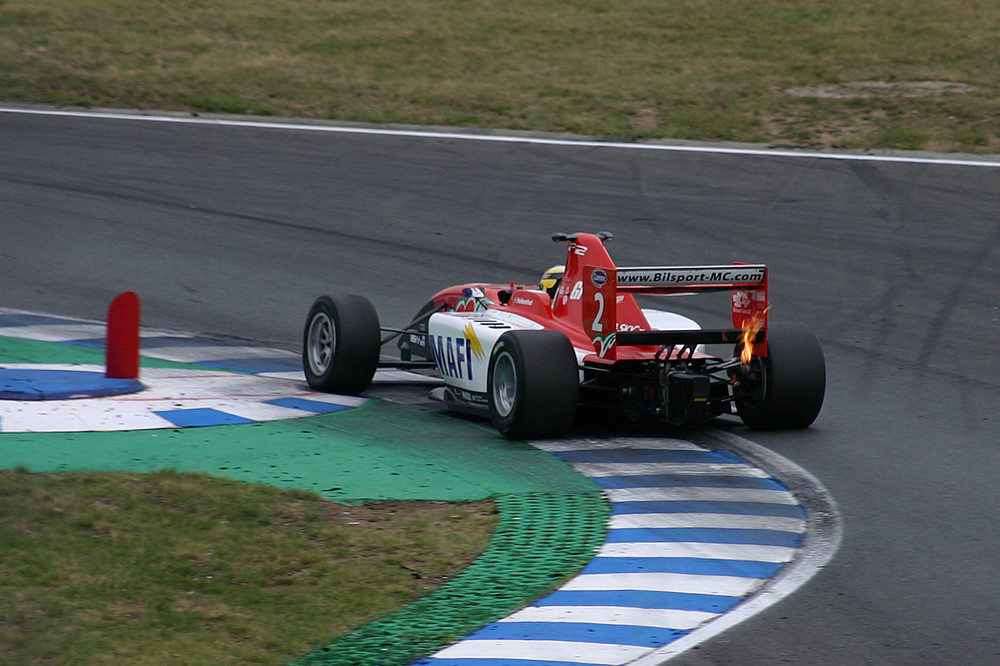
(106, 291, 141, 379)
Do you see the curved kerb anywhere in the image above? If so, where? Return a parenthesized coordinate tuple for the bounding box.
(288, 491, 611, 666)
(628, 427, 843, 665)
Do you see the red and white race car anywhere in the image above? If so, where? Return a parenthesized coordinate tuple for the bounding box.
(303, 232, 825, 439)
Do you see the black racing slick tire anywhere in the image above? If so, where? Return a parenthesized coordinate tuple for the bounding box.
(735, 321, 826, 430)
(487, 330, 579, 440)
(302, 294, 381, 395)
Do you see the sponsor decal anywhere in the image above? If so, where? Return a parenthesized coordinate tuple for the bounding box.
(617, 323, 643, 332)
(430, 334, 474, 381)
(459, 389, 488, 405)
(454, 288, 493, 313)
(618, 266, 766, 286)
(733, 288, 767, 315)
(571, 242, 589, 256)
(591, 269, 608, 288)
(569, 280, 584, 300)
(463, 323, 487, 360)
(512, 296, 534, 306)
(592, 332, 617, 358)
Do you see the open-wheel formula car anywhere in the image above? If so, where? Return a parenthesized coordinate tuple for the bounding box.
(302, 232, 825, 439)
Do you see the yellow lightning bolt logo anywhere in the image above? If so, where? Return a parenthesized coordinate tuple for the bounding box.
(464, 323, 486, 360)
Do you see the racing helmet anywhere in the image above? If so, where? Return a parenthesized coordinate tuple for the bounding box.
(540, 265, 564, 298)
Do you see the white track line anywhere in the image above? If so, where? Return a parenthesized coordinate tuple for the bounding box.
(3, 106, 999, 168)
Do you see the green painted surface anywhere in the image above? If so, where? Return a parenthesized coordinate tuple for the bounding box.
(0, 334, 197, 368)
(293, 492, 610, 666)
(0, 334, 595, 502)
(0, 401, 596, 503)
(1, 333, 610, 665)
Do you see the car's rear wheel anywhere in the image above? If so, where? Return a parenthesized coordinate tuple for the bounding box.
(303, 294, 380, 394)
(488, 330, 579, 439)
(734, 321, 825, 430)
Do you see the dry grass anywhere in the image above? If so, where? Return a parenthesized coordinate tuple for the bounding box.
(0, 468, 496, 665)
(1, 0, 998, 151)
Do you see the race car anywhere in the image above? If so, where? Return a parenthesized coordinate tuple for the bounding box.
(302, 232, 825, 439)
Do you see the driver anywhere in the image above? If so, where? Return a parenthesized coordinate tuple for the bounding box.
(540, 265, 564, 299)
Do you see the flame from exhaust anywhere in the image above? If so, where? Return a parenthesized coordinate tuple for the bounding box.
(739, 308, 769, 365)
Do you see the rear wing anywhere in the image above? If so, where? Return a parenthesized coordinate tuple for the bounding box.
(551, 232, 769, 361)
(616, 265, 766, 294)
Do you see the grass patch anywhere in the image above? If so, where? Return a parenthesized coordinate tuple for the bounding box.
(0, 467, 496, 665)
(1, 0, 998, 151)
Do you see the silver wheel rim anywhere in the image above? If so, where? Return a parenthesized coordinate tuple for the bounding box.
(307, 312, 335, 375)
(492, 351, 517, 417)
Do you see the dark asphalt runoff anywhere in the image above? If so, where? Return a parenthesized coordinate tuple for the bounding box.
(2, 107, 1000, 665)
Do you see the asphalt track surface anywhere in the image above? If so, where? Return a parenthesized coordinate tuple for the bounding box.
(3, 107, 1000, 664)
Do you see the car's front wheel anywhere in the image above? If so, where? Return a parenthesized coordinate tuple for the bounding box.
(734, 321, 826, 430)
(303, 294, 380, 395)
(487, 330, 579, 439)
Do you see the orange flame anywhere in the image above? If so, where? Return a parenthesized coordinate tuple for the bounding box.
(739, 308, 769, 365)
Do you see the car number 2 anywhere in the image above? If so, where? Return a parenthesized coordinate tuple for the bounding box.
(591, 292, 605, 332)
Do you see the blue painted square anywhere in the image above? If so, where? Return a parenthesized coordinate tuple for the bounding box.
(265, 398, 353, 414)
(154, 408, 255, 427)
